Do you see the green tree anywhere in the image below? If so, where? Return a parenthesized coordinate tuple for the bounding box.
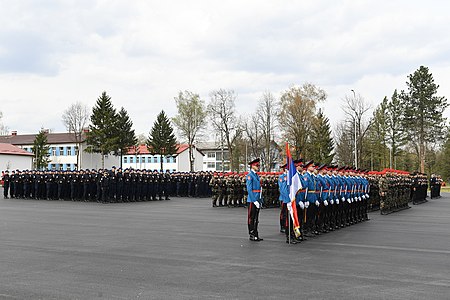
(32, 128, 50, 170)
(114, 107, 137, 168)
(365, 97, 389, 170)
(400, 66, 449, 172)
(436, 133, 450, 181)
(172, 91, 206, 171)
(85, 91, 118, 168)
(309, 109, 334, 164)
(147, 110, 178, 171)
(386, 90, 405, 169)
(278, 83, 326, 159)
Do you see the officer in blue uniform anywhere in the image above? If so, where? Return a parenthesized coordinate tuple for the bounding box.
(247, 158, 263, 242)
(278, 164, 288, 233)
(278, 164, 300, 244)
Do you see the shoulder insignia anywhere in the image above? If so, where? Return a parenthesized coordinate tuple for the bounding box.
(247, 176, 251, 180)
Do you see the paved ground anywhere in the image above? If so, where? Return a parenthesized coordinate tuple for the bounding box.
(0, 194, 449, 299)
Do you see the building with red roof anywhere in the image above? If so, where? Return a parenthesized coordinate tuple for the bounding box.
(0, 143, 34, 170)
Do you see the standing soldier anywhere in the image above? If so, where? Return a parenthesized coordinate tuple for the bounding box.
(247, 158, 263, 242)
(210, 172, 219, 207)
(2, 170, 10, 198)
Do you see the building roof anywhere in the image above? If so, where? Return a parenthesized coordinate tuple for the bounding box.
(126, 144, 204, 156)
(196, 141, 229, 151)
(0, 143, 34, 156)
(0, 132, 83, 145)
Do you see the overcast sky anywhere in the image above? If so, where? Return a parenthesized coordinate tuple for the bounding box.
(1, 0, 449, 139)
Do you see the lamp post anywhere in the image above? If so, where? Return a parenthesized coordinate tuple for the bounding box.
(351, 89, 358, 169)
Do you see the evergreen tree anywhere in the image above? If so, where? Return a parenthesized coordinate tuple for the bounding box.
(400, 66, 448, 172)
(147, 110, 178, 171)
(386, 90, 406, 169)
(309, 110, 334, 164)
(436, 133, 450, 181)
(365, 97, 389, 170)
(32, 128, 50, 170)
(85, 91, 118, 168)
(114, 107, 137, 168)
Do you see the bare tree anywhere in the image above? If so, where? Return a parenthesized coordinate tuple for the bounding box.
(0, 111, 9, 135)
(342, 92, 372, 168)
(207, 89, 243, 171)
(257, 91, 279, 171)
(62, 102, 90, 170)
(244, 114, 262, 160)
(172, 91, 207, 171)
(334, 122, 354, 166)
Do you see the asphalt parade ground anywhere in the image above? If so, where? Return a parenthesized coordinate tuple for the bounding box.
(1, 194, 450, 299)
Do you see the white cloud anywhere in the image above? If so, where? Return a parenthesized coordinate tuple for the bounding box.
(0, 0, 449, 138)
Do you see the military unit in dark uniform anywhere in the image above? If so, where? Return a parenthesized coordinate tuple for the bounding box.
(429, 174, 443, 199)
(1, 168, 212, 203)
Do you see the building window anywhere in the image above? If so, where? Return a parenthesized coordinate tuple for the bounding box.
(75, 146, 79, 156)
(130, 157, 134, 163)
(67, 147, 72, 156)
(124, 157, 128, 163)
(207, 162, 215, 168)
(51, 164, 56, 171)
(59, 164, 63, 170)
(216, 152, 222, 160)
(52, 147, 56, 156)
(207, 152, 215, 158)
(136, 157, 140, 163)
(173, 156, 176, 163)
(153, 157, 158, 163)
(60, 147, 65, 156)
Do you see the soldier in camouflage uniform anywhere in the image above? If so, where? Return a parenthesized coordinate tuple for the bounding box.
(379, 173, 389, 214)
(210, 173, 220, 207)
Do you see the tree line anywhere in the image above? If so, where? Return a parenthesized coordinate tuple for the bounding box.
(334, 66, 448, 177)
(2, 65, 449, 178)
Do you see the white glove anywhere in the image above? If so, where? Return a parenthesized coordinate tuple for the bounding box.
(336, 199, 339, 205)
(347, 198, 352, 204)
(330, 199, 334, 205)
(358, 196, 362, 201)
(305, 201, 310, 208)
(324, 200, 328, 206)
(315, 200, 320, 207)
(299, 201, 305, 210)
(287, 202, 292, 211)
(362, 195, 366, 200)
(342, 197, 345, 202)
(254, 201, 260, 209)
(366, 194, 369, 198)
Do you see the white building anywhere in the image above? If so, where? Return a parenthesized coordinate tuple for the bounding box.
(197, 142, 230, 172)
(122, 144, 204, 172)
(0, 143, 34, 170)
(0, 131, 119, 170)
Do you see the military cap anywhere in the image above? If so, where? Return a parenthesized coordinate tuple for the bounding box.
(248, 158, 260, 166)
(304, 160, 315, 168)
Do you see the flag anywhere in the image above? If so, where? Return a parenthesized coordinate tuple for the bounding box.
(286, 142, 302, 238)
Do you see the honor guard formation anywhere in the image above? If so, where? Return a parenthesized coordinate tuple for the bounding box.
(1, 168, 212, 203)
(210, 157, 443, 244)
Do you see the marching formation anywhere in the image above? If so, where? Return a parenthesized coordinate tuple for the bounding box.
(1, 168, 212, 203)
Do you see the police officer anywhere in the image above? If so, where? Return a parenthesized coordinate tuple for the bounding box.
(247, 158, 263, 242)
